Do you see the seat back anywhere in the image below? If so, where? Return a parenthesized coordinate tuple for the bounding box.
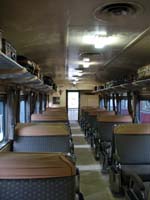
(97, 115, 132, 142)
(0, 152, 76, 200)
(43, 110, 67, 115)
(31, 113, 68, 123)
(114, 124, 150, 164)
(13, 123, 71, 153)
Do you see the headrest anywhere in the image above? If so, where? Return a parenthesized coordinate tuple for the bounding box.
(46, 107, 66, 111)
(0, 153, 76, 179)
(88, 111, 98, 116)
(31, 114, 68, 122)
(97, 111, 115, 120)
(15, 123, 69, 136)
(97, 115, 132, 122)
(114, 124, 150, 134)
(43, 111, 67, 115)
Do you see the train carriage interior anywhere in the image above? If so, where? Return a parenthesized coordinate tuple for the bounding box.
(0, 0, 150, 200)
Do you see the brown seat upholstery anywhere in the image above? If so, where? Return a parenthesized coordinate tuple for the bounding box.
(31, 114, 68, 122)
(97, 115, 132, 122)
(15, 123, 69, 136)
(43, 111, 67, 115)
(13, 123, 72, 153)
(96, 115, 132, 172)
(0, 152, 76, 200)
(114, 124, 150, 134)
(96, 110, 115, 121)
(110, 124, 150, 195)
(46, 107, 66, 111)
(0, 152, 76, 179)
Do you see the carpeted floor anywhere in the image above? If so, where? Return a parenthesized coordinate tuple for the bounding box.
(70, 121, 125, 200)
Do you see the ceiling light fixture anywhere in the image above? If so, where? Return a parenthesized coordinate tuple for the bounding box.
(82, 32, 118, 49)
(83, 57, 90, 62)
(77, 73, 83, 77)
(83, 62, 90, 68)
(73, 81, 77, 85)
(82, 57, 90, 68)
(94, 35, 118, 49)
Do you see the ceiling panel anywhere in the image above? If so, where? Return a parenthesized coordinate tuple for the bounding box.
(0, 0, 150, 85)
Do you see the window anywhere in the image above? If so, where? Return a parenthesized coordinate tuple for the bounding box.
(140, 100, 150, 123)
(109, 98, 117, 111)
(20, 100, 26, 123)
(109, 99, 113, 111)
(0, 101, 5, 142)
(100, 99, 104, 109)
(121, 99, 128, 115)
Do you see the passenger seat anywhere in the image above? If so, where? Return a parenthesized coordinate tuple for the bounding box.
(0, 152, 76, 200)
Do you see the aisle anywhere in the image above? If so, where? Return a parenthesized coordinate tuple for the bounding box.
(71, 121, 124, 200)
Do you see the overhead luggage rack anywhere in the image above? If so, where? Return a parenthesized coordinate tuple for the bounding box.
(93, 78, 150, 93)
(0, 51, 52, 93)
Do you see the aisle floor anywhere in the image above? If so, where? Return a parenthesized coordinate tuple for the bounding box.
(70, 121, 124, 200)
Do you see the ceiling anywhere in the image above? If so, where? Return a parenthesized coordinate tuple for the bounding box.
(0, 0, 150, 86)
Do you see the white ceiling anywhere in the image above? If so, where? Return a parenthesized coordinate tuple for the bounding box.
(0, 0, 150, 85)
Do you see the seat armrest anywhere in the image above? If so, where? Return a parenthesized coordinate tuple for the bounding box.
(128, 172, 145, 190)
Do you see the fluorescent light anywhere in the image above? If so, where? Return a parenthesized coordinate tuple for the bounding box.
(73, 81, 77, 85)
(96, 30, 107, 36)
(78, 73, 83, 77)
(83, 62, 90, 68)
(74, 77, 79, 81)
(94, 35, 118, 49)
(82, 57, 90, 68)
(83, 57, 90, 62)
(82, 35, 94, 44)
(82, 32, 118, 49)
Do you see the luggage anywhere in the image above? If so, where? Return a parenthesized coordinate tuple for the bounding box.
(2, 38, 17, 61)
(137, 65, 150, 79)
(34, 64, 40, 78)
(43, 75, 53, 86)
(17, 55, 35, 74)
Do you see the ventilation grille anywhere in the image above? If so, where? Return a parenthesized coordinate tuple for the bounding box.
(94, 2, 143, 21)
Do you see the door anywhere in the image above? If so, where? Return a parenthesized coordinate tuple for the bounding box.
(67, 91, 80, 121)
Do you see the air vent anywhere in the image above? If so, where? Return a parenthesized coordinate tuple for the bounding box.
(94, 2, 143, 21)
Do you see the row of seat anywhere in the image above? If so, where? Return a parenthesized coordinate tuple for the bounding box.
(110, 124, 150, 200)
(80, 106, 150, 200)
(0, 107, 84, 200)
(80, 107, 132, 171)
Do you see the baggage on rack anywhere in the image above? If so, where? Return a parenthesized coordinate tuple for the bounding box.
(17, 55, 35, 74)
(2, 38, 17, 61)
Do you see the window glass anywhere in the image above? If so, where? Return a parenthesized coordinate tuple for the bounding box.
(121, 99, 129, 115)
(109, 99, 113, 111)
(140, 100, 150, 123)
(20, 100, 26, 123)
(0, 101, 5, 142)
(100, 99, 104, 109)
(109, 98, 117, 111)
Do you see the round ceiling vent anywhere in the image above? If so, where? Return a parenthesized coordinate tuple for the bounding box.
(94, 2, 143, 22)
